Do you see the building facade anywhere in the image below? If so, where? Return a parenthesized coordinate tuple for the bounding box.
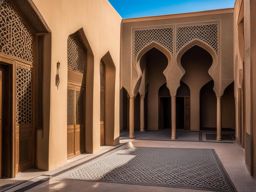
(120, 9, 235, 141)
(0, 0, 255, 180)
(0, 0, 121, 178)
(234, 0, 256, 178)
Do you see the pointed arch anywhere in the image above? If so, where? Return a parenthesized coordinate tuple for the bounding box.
(67, 28, 94, 155)
(133, 41, 172, 96)
(177, 39, 218, 93)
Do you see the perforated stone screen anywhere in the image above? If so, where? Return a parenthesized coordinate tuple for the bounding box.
(16, 66, 33, 125)
(0, 0, 34, 62)
(134, 27, 173, 56)
(176, 24, 218, 52)
(68, 35, 86, 73)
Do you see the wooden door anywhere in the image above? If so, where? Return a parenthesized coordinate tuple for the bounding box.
(67, 87, 85, 158)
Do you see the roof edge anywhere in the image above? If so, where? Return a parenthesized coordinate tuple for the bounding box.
(122, 8, 234, 23)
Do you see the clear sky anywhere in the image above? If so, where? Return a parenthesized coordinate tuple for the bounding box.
(108, 0, 235, 19)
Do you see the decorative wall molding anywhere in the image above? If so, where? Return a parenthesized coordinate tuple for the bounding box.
(133, 27, 174, 56)
(132, 22, 219, 58)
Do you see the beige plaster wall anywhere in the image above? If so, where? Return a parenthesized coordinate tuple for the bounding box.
(32, 0, 121, 170)
(234, 0, 256, 177)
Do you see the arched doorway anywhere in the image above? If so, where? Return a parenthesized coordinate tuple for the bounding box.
(139, 48, 168, 131)
(200, 80, 216, 131)
(67, 33, 87, 158)
(120, 88, 129, 133)
(180, 45, 213, 132)
(221, 82, 235, 140)
(158, 84, 171, 130)
(176, 82, 190, 130)
(100, 52, 116, 146)
(0, 0, 50, 177)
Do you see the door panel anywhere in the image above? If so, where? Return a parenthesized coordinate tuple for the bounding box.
(67, 88, 85, 158)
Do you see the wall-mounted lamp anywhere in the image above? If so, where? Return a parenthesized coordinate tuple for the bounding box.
(55, 61, 60, 89)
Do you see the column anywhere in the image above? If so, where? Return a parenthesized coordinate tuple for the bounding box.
(140, 95, 145, 132)
(217, 96, 222, 141)
(129, 96, 135, 139)
(171, 96, 176, 140)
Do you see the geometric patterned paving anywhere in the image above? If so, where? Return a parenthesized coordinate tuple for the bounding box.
(59, 146, 236, 192)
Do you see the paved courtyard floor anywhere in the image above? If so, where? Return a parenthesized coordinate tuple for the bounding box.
(19, 139, 256, 192)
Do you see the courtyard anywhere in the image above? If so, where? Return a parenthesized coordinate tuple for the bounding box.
(1, 138, 255, 192)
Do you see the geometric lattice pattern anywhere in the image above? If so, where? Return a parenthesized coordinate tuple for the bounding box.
(16, 66, 33, 124)
(60, 147, 236, 192)
(0, 0, 34, 63)
(176, 24, 218, 52)
(68, 35, 86, 73)
(134, 27, 173, 56)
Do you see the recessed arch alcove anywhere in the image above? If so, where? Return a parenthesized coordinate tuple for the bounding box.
(180, 44, 214, 131)
(67, 28, 94, 158)
(136, 47, 169, 131)
(0, 0, 51, 177)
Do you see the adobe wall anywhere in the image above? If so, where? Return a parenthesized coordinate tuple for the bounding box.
(32, 0, 121, 170)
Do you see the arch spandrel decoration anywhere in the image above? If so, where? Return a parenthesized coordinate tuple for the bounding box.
(133, 42, 174, 96)
(0, 0, 34, 63)
(176, 39, 219, 95)
(133, 27, 174, 56)
(176, 23, 219, 53)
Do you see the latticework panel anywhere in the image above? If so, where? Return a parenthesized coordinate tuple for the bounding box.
(0, 0, 34, 62)
(134, 28, 173, 56)
(16, 66, 33, 125)
(68, 35, 86, 73)
(176, 24, 218, 53)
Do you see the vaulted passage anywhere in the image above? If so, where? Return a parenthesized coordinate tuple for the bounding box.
(138, 48, 169, 131)
(180, 45, 214, 132)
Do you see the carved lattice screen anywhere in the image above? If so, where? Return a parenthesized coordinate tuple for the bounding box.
(16, 66, 33, 125)
(68, 35, 86, 73)
(134, 27, 174, 56)
(176, 24, 218, 52)
(0, 0, 34, 62)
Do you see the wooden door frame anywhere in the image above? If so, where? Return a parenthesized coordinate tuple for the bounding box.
(0, 53, 37, 177)
(0, 54, 16, 177)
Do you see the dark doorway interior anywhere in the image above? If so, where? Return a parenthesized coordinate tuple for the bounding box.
(134, 94, 140, 131)
(176, 97, 185, 129)
(159, 97, 171, 130)
(159, 84, 171, 130)
(0, 63, 12, 178)
(120, 88, 129, 132)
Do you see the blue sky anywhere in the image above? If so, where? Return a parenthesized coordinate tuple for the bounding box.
(109, 0, 235, 19)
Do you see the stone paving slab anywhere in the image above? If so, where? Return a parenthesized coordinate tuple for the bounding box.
(59, 146, 236, 192)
